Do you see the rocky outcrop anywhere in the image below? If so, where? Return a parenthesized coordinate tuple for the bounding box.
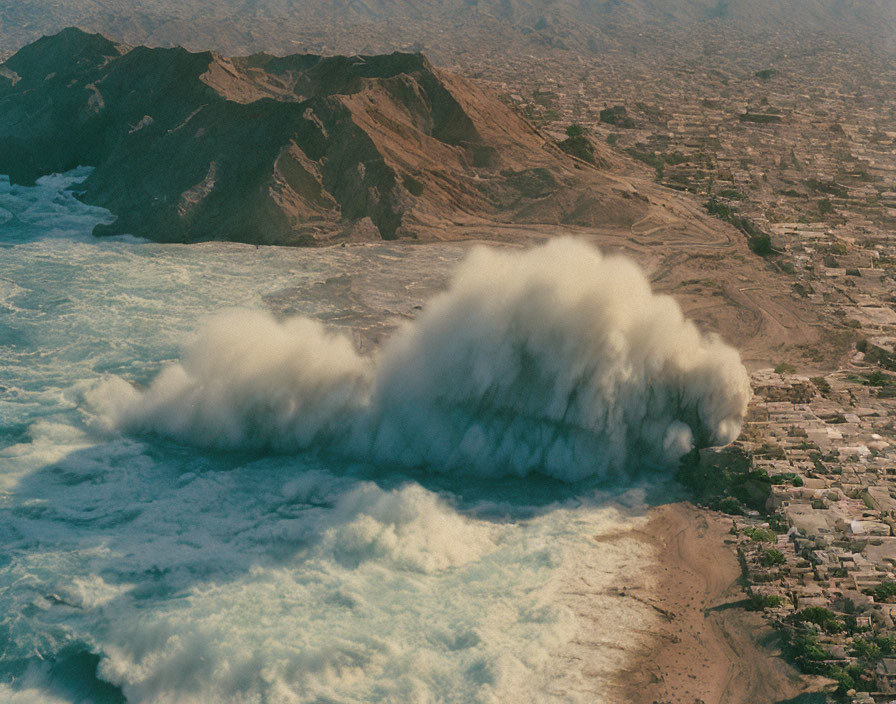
(0, 28, 639, 245)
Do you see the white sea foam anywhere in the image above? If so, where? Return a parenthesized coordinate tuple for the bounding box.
(107, 238, 751, 481)
(319, 482, 497, 572)
(85, 481, 559, 704)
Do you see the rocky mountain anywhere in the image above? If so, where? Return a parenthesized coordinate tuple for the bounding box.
(0, 28, 639, 244)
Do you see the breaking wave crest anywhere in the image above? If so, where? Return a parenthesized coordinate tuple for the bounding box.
(98, 238, 751, 481)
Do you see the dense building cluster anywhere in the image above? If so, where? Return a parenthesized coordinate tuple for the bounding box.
(724, 365, 896, 701)
(487, 31, 896, 344)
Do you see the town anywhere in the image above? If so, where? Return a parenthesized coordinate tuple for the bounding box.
(477, 24, 896, 703)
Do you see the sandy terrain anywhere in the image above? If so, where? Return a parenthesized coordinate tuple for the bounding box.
(614, 503, 833, 704)
(415, 164, 846, 374)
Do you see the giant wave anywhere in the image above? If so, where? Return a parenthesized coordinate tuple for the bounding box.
(99, 238, 751, 481)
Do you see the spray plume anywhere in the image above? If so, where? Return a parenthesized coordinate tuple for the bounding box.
(106, 238, 751, 481)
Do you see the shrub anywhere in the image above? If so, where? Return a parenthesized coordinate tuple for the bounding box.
(852, 637, 882, 660)
(711, 496, 744, 515)
(558, 134, 596, 164)
(877, 635, 896, 656)
(760, 548, 786, 567)
(866, 581, 896, 602)
(828, 667, 855, 694)
(810, 376, 830, 394)
(770, 472, 803, 487)
(739, 112, 783, 124)
(782, 630, 829, 673)
(867, 370, 892, 387)
(748, 231, 773, 255)
(852, 634, 896, 660)
(826, 241, 848, 255)
(599, 105, 635, 128)
(706, 197, 732, 219)
(777, 260, 795, 274)
(793, 606, 843, 633)
(748, 593, 785, 610)
(743, 527, 776, 542)
(705, 198, 774, 255)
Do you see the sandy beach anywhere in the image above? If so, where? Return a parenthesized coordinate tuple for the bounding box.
(614, 502, 832, 704)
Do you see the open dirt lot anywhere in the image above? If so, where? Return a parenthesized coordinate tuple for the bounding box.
(617, 503, 832, 704)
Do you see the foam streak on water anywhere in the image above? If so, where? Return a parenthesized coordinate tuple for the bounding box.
(0, 171, 669, 703)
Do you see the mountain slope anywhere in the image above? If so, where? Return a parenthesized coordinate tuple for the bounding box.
(0, 28, 635, 244)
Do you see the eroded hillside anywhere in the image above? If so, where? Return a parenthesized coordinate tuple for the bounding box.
(0, 28, 646, 244)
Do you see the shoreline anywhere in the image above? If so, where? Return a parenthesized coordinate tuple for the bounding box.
(614, 502, 832, 704)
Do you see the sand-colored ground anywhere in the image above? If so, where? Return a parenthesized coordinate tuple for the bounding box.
(415, 164, 849, 374)
(615, 503, 833, 704)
